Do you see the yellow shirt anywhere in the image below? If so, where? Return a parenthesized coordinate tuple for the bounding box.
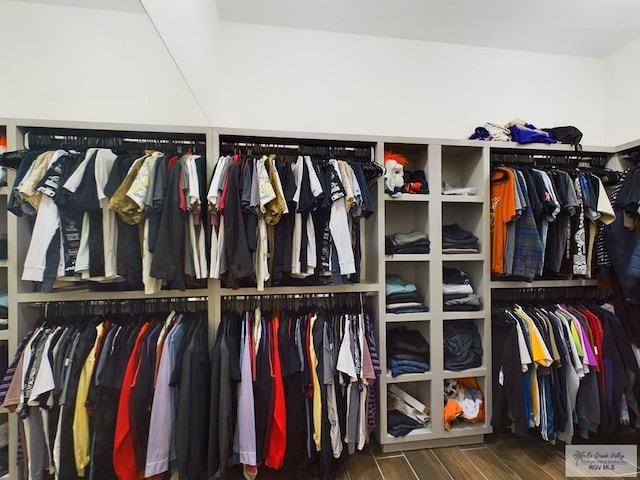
(73, 323, 103, 476)
(309, 314, 322, 451)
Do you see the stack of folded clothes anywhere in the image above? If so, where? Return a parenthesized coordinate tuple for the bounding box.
(385, 231, 430, 255)
(442, 267, 481, 311)
(387, 326, 430, 377)
(402, 169, 429, 194)
(386, 274, 429, 314)
(443, 320, 483, 371)
(442, 223, 480, 254)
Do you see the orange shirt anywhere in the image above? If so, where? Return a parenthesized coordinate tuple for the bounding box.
(490, 168, 517, 274)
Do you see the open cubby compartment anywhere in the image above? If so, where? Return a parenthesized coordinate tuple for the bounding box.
(385, 201, 429, 256)
(386, 381, 432, 438)
(384, 143, 428, 174)
(386, 321, 431, 378)
(442, 260, 484, 302)
(443, 317, 486, 373)
(441, 145, 484, 195)
(385, 261, 430, 312)
(383, 143, 429, 197)
(442, 375, 488, 432)
(441, 202, 484, 254)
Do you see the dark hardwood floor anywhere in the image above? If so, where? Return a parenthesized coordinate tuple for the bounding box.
(224, 432, 640, 479)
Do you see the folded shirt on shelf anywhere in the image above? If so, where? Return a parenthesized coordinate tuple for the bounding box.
(386, 305, 429, 314)
(388, 358, 430, 377)
(387, 326, 430, 359)
(442, 283, 474, 295)
(442, 224, 480, 253)
(443, 293, 482, 311)
(385, 231, 430, 255)
(443, 320, 483, 371)
(442, 245, 480, 254)
(443, 267, 471, 285)
(386, 274, 418, 296)
(442, 182, 478, 196)
(386, 291, 424, 304)
(387, 410, 424, 437)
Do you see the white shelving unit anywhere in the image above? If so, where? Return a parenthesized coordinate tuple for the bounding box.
(0, 119, 624, 476)
(377, 141, 492, 453)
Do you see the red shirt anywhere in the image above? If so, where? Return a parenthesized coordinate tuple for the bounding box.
(113, 322, 150, 480)
(265, 315, 286, 469)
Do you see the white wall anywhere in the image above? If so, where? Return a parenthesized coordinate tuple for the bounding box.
(140, 0, 220, 126)
(605, 38, 640, 146)
(0, 0, 208, 127)
(213, 22, 607, 144)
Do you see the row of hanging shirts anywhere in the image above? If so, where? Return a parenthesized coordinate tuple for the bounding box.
(209, 301, 380, 478)
(490, 163, 616, 282)
(207, 151, 375, 290)
(492, 299, 640, 444)
(0, 308, 209, 480)
(10, 147, 207, 294)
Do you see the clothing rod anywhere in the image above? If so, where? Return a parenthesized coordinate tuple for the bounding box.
(221, 292, 375, 301)
(27, 296, 209, 307)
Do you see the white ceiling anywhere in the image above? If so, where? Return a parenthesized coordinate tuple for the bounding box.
(216, 0, 640, 57)
(10, 0, 144, 13)
(9, 0, 640, 57)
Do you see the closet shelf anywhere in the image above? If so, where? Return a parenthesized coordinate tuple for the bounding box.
(0, 330, 7, 342)
(219, 282, 380, 297)
(443, 424, 492, 438)
(0, 260, 7, 269)
(490, 279, 599, 289)
(0, 186, 7, 196)
(441, 253, 484, 261)
(440, 195, 484, 204)
(384, 193, 430, 202)
(386, 372, 432, 384)
(385, 254, 431, 262)
(441, 311, 486, 320)
(443, 367, 486, 379)
(17, 288, 210, 304)
(384, 312, 432, 323)
(384, 427, 434, 443)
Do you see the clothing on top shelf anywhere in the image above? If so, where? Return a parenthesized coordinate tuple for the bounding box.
(491, 300, 640, 443)
(442, 267, 482, 311)
(0, 309, 208, 480)
(442, 223, 480, 254)
(385, 231, 430, 255)
(208, 153, 375, 290)
(385, 274, 429, 314)
(209, 303, 380, 478)
(490, 165, 615, 283)
(8, 148, 208, 294)
(443, 320, 483, 371)
(387, 326, 430, 377)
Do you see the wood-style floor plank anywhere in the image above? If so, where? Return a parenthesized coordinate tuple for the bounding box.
(486, 441, 555, 480)
(404, 449, 453, 480)
(432, 446, 488, 480)
(345, 449, 383, 480)
(377, 456, 418, 479)
(462, 445, 522, 480)
(369, 440, 404, 458)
